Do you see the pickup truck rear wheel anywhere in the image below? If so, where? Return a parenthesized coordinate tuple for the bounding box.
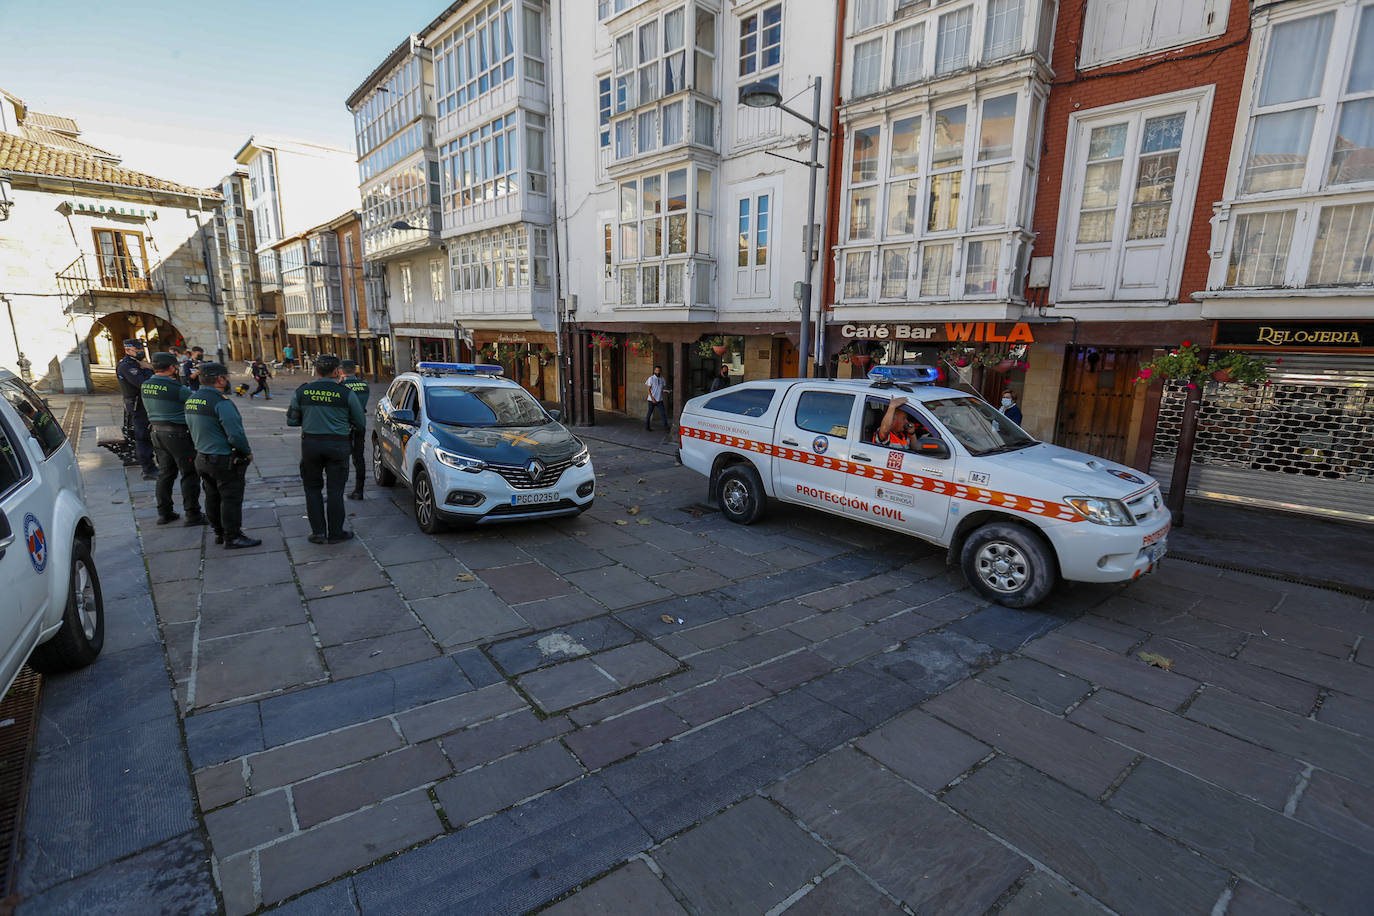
(960, 522, 1055, 609)
(29, 537, 104, 673)
(717, 465, 765, 525)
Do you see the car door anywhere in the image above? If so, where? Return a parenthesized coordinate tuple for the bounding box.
(849, 395, 952, 539)
(378, 380, 416, 481)
(772, 388, 862, 520)
(0, 411, 48, 686)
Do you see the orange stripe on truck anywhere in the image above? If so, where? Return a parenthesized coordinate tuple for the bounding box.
(681, 425, 1084, 523)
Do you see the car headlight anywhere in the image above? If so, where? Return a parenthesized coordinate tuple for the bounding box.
(572, 443, 590, 467)
(435, 448, 486, 474)
(1065, 496, 1135, 526)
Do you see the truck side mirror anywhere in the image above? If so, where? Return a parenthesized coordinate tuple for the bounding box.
(914, 437, 951, 460)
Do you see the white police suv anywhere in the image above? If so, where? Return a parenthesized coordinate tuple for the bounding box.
(372, 363, 594, 532)
(0, 368, 104, 697)
(679, 366, 1171, 608)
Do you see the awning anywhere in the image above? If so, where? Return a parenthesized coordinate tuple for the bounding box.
(63, 199, 158, 219)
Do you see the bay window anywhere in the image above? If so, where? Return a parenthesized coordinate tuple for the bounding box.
(612, 164, 714, 306)
(839, 89, 1038, 302)
(608, 3, 718, 163)
(1056, 88, 1209, 301)
(450, 225, 549, 295)
(433, 0, 517, 117)
(848, 0, 1042, 96)
(1216, 1, 1374, 291)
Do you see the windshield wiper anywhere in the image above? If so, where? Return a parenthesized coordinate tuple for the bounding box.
(976, 442, 1035, 456)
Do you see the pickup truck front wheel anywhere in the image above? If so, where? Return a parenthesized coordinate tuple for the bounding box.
(717, 465, 765, 525)
(960, 523, 1055, 609)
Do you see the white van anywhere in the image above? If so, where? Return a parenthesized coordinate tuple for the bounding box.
(0, 369, 104, 695)
(678, 368, 1170, 608)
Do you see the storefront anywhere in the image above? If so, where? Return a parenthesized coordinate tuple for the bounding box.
(834, 319, 1039, 403)
(1149, 321, 1374, 523)
(473, 330, 560, 404)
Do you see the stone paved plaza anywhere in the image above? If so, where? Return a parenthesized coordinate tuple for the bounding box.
(15, 386, 1374, 915)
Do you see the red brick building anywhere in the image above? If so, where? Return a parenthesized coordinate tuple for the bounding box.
(1021, 0, 1253, 470)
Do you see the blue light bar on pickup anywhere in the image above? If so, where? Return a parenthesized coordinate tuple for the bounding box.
(868, 365, 939, 384)
(417, 362, 504, 375)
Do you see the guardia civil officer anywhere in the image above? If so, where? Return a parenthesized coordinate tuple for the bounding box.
(142, 352, 204, 527)
(287, 355, 365, 544)
(115, 338, 158, 479)
(339, 359, 369, 500)
(185, 363, 261, 548)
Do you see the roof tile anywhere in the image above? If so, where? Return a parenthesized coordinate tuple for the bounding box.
(0, 131, 222, 200)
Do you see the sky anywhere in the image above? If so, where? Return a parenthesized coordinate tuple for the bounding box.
(2, 0, 447, 188)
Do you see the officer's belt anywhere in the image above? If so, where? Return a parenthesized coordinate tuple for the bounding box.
(302, 433, 350, 441)
(151, 421, 189, 430)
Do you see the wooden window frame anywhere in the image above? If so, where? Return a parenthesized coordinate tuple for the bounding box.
(92, 227, 150, 291)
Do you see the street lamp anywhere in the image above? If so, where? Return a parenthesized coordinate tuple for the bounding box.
(309, 259, 366, 373)
(391, 220, 420, 231)
(740, 77, 828, 378)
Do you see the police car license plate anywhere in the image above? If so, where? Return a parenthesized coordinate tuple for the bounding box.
(511, 491, 559, 506)
(1150, 540, 1168, 563)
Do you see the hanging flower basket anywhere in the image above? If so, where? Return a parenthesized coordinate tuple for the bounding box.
(588, 332, 618, 349)
(626, 336, 656, 357)
(696, 335, 729, 358)
(850, 354, 872, 369)
(1135, 342, 1270, 388)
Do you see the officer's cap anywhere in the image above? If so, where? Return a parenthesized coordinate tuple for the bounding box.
(340, 359, 358, 372)
(315, 355, 341, 376)
(199, 362, 228, 384)
(151, 352, 178, 371)
(123, 338, 144, 349)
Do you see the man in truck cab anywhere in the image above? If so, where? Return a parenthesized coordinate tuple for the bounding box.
(870, 396, 931, 450)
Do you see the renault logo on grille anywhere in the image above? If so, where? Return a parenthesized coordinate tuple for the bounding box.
(526, 458, 546, 483)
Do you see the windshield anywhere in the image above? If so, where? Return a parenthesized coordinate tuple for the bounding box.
(425, 385, 549, 427)
(925, 396, 1036, 456)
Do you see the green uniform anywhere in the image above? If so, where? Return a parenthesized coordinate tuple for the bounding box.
(341, 375, 369, 412)
(286, 380, 365, 435)
(141, 374, 190, 424)
(185, 388, 251, 456)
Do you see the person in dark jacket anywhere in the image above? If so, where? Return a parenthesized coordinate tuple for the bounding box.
(287, 355, 365, 544)
(185, 363, 260, 548)
(250, 359, 272, 399)
(1000, 391, 1023, 426)
(142, 352, 203, 526)
(339, 359, 369, 500)
(709, 364, 732, 392)
(115, 338, 158, 479)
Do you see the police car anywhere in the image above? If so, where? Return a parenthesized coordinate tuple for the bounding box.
(372, 363, 594, 531)
(678, 366, 1171, 608)
(0, 368, 104, 697)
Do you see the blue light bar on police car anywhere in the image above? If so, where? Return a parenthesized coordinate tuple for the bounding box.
(868, 365, 939, 384)
(417, 362, 504, 375)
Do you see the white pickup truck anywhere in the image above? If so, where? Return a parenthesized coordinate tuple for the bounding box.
(678, 367, 1170, 608)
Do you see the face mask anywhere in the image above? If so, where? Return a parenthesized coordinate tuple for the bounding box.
(1001, 398, 1013, 408)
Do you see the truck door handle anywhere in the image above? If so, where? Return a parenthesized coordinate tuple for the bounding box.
(852, 453, 872, 462)
(781, 438, 799, 446)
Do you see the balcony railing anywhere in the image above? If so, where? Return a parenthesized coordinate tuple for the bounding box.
(56, 253, 154, 296)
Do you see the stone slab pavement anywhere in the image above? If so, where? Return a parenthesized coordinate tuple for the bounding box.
(15, 383, 1374, 914)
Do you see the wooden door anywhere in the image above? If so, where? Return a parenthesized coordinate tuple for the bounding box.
(1056, 347, 1141, 464)
(776, 337, 798, 379)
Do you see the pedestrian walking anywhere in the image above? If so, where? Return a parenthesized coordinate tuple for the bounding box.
(251, 359, 272, 399)
(644, 365, 668, 431)
(287, 355, 365, 544)
(115, 338, 158, 480)
(709, 364, 732, 392)
(184, 363, 260, 548)
(141, 352, 204, 527)
(339, 359, 369, 500)
(283, 344, 295, 372)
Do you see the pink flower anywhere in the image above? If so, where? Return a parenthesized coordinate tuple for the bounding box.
(1275, 358, 1283, 364)
(1186, 382, 1197, 390)
(1139, 368, 1153, 379)
(1181, 340, 1192, 347)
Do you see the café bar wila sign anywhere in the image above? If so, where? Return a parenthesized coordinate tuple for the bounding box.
(1214, 321, 1373, 350)
(838, 322, 1036, 343)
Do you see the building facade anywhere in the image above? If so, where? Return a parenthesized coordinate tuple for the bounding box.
(234, 136, 358, 363)
(211, 169, 283, 364)
(1177, 0, 1374, 522)
(347, 34, 447, 376)
(553, 0, 840, 421)
(0, 117, 223, 393)
(827, 0, 1058, 403)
